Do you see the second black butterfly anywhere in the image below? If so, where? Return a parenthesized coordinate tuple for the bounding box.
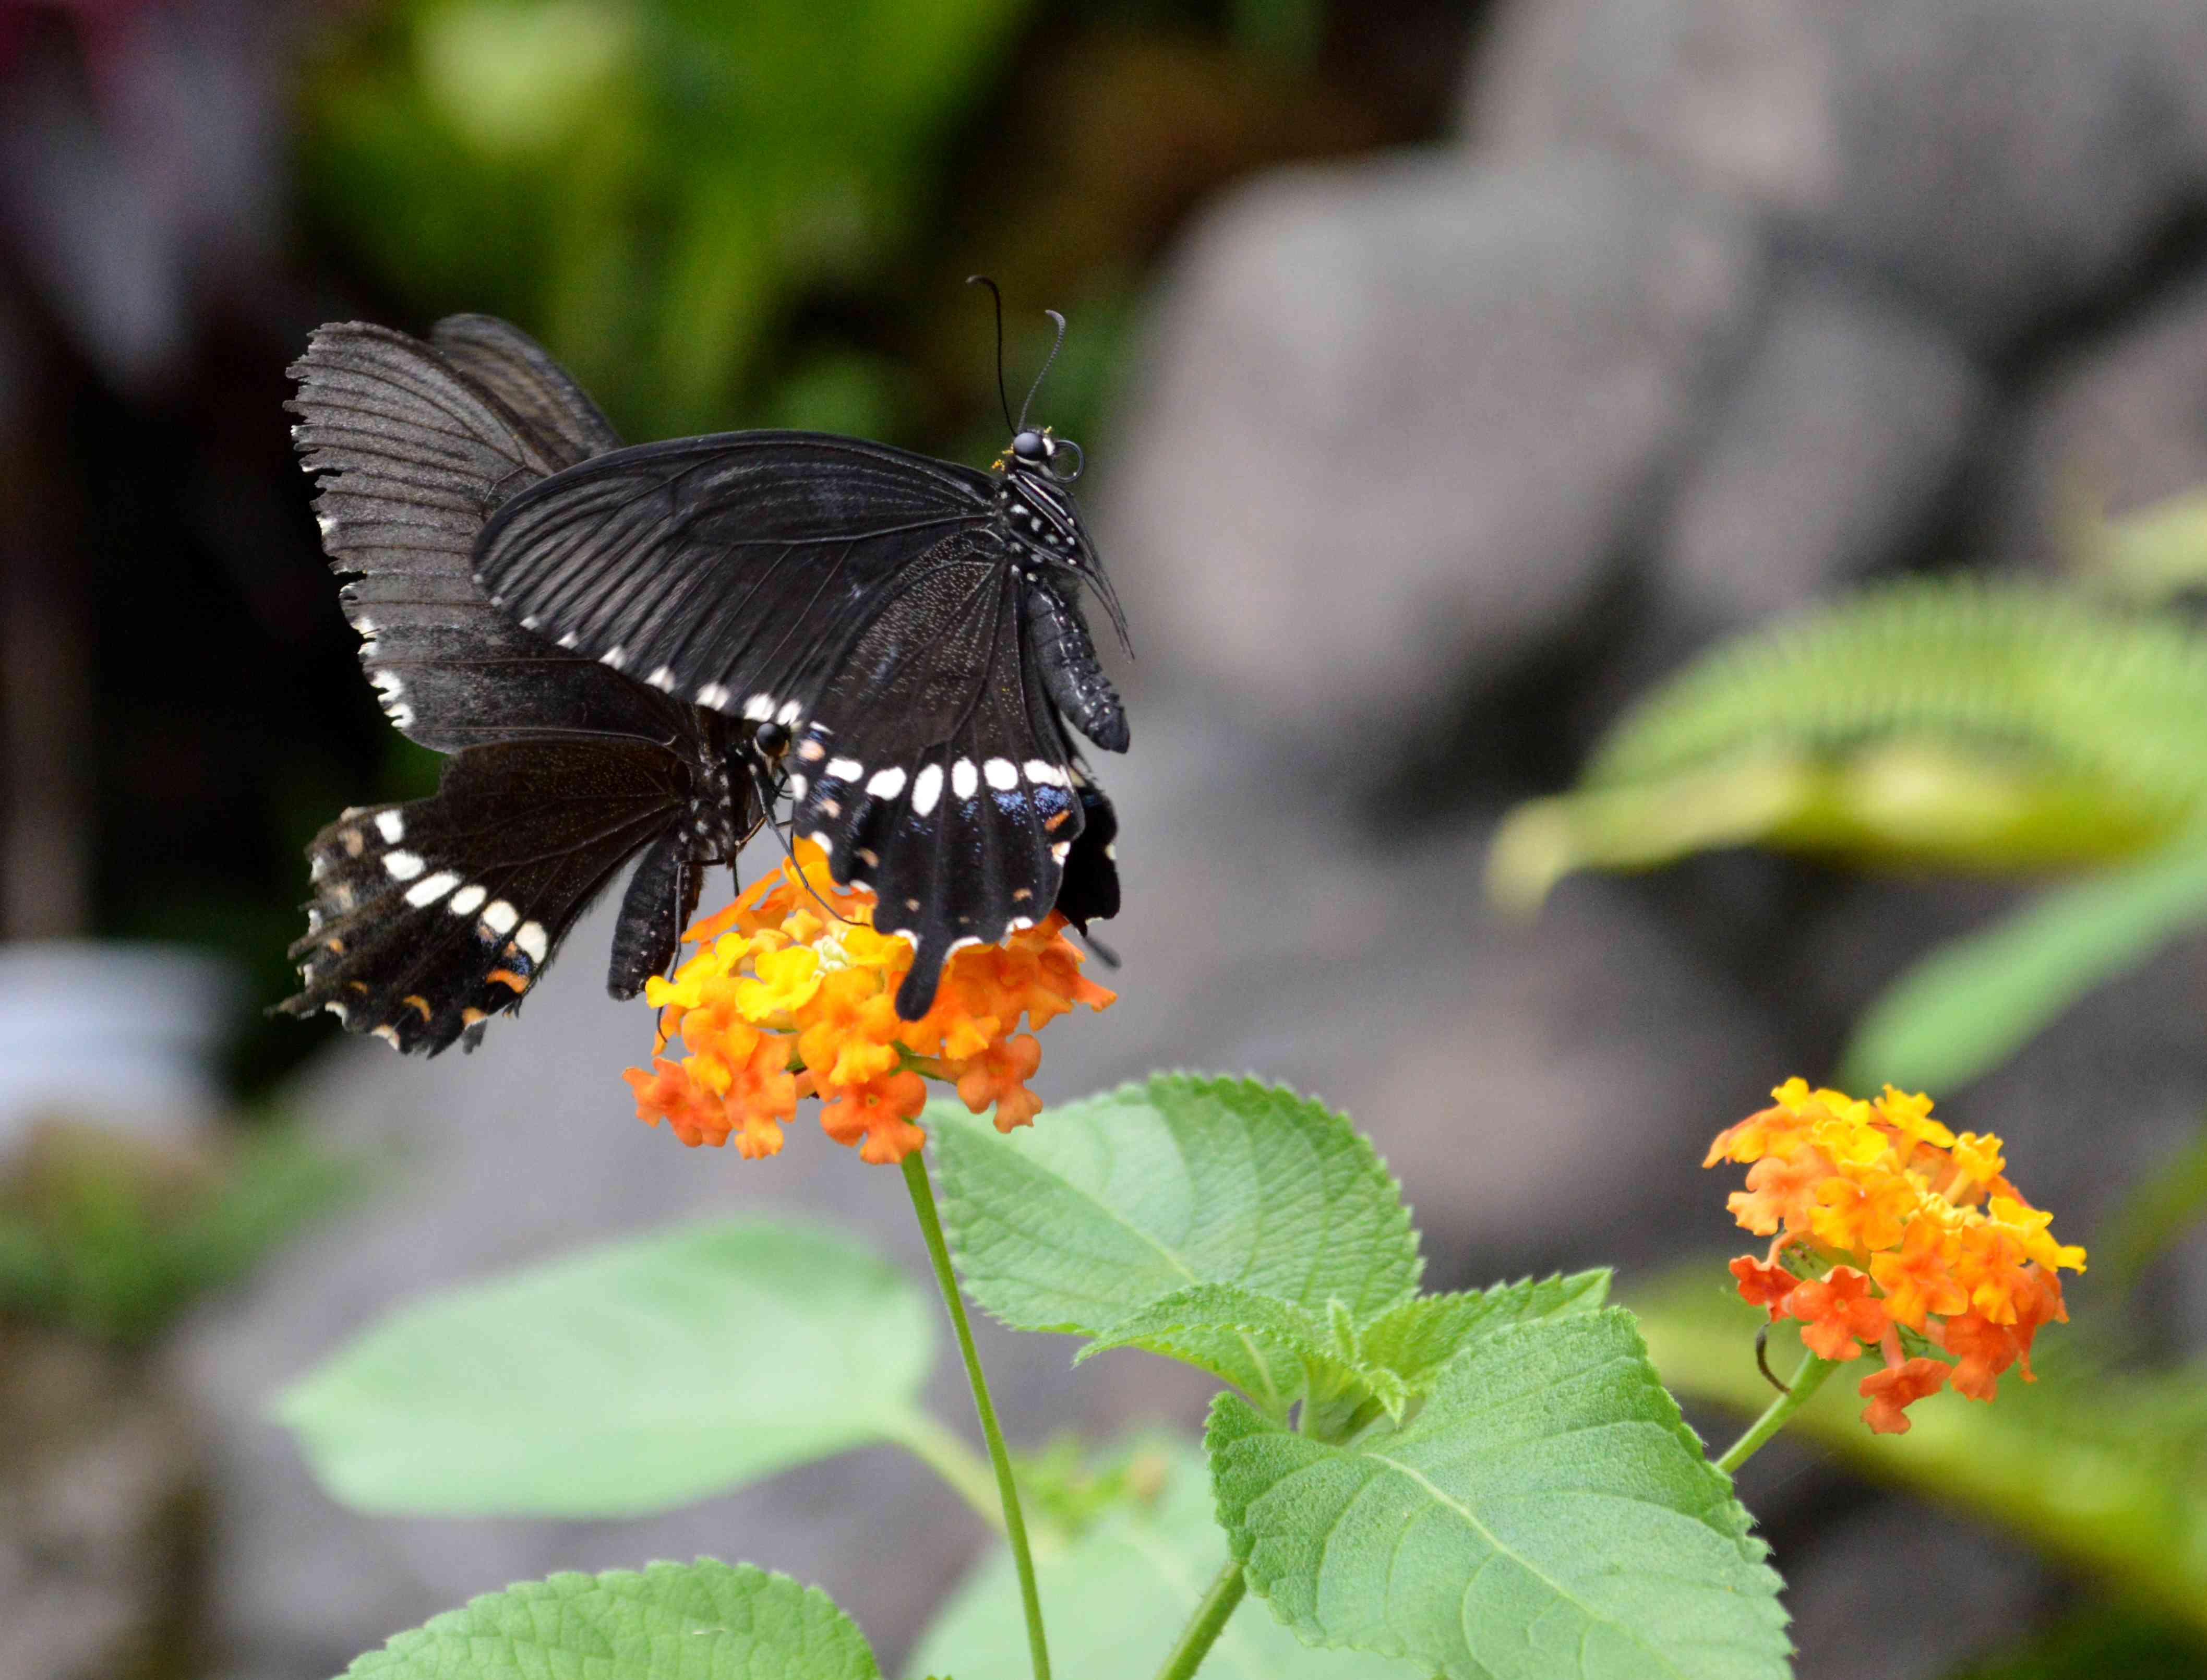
(277, 316, 769, 1053)
(472, 306, 1128, 1018)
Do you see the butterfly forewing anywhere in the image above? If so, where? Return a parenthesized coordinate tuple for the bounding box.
(473, 433, 995, 720)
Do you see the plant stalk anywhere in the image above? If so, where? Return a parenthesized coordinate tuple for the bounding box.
(1152, 1558, 1246, 1680)
(1714, 1347, 1838, 1474)
(903, 1150, 1051, 1680)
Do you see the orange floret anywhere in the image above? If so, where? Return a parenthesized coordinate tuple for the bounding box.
(622, 841, 1113, 1163)
(1708, 1078, 2082, 1436)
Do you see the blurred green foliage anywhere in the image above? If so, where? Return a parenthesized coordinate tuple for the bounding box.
(304, 0, 1027, 437)
(0, 1120, 355, 1343)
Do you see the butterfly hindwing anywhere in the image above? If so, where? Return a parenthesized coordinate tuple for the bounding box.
(779, 533, 1092, 1014)
(280, 739, 691, 1053)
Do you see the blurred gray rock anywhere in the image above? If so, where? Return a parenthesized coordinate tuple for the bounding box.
(1466, 0, 2207, 349)
(1100, 151, 1764, 752)
(1990, 270, 2207, 571)
(1656, 262, 1986, 626)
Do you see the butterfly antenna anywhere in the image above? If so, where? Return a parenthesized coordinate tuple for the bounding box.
(967, 275, 1014, 434)
(1016, 309, 1068, 433)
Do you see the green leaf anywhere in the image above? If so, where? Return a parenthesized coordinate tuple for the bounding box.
(1636, 1269, 2207, 1638)
(1357, 1271, 1612, 1389)
(1837, 832, 2207, 1092)
(1074, 1282, 1408, 1421)
(931, 1075, 1419, 1412)
(279, 1218, 932, 1517)
(2095, 1114, 2207, 1290)
(1209, 1309, 1791, 1680)
(909, 1437, 1417, 1680)
(1490, 581, 2207, 910)
(342, 1558, 878, 1678)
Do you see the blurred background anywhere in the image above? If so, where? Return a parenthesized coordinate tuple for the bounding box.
(5, 0, 2207, 1676)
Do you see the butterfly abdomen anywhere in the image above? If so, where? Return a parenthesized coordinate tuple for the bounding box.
(1023, 577, 1128, 753)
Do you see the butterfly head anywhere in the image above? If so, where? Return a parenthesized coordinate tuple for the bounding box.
(995, 442, 1093, 571)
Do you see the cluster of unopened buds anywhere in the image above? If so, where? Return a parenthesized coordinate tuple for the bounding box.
(622, 842, 1114, 1164)
(1709, 1078, 2085, 1435)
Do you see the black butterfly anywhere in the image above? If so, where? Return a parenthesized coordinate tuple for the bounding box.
(275, 316, 769, 1054)
(471, 298, 1126, 1017)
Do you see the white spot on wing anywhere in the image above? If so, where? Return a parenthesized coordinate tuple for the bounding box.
(448, 883, 487, 916)
(375, 810, 405, 844)
(404, 870, 459, 907)
(1023, 759, 1064, 786)
(482, 899, 518, 934)
(787, 774, 808, 801)
(698, 683, 731, 709)
(515, 920, 548, 963)
(323, 1000, 349, 1024)
(808, 830, 834, 855)
(776, 701, 801, 727)
(866, 766, 906, 800)
(372, 1024, 401, 1047)
(1050, 841, 1070, 863)
(558, 633, 580, 650)
(743, 693, 775, 721)
(382, 849, 425, 881)
(983, 758, 1017, 790)
(646, 665, 677, 692)
(603, 644, 628, 671)
(911, 764, 943, 817)
(951, 759, 979, 800)
(826, 757, 863, 781)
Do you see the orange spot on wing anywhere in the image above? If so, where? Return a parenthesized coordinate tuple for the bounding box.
(487, 968, 530, 993)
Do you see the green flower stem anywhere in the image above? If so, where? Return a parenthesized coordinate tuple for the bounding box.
(1714, 1347, 1839, 1474)
(878, 1407, 1006, 1535)
(1151, 1558, 1247, 1680)
(903, 1150, 1051, 1680)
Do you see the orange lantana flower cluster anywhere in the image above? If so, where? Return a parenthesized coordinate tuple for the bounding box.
(1709, 1078, 2085, 1435)
(622, 842, 1114, 1165)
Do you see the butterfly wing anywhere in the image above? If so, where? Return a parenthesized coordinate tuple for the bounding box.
(288, 321, 681, 752)
(285, 319, 755, 1051)
(428, 314, 623, 469)
(278, 739, 692, 1053)
(774, 533, 1099, 1014)
(472, 433, 995, 722)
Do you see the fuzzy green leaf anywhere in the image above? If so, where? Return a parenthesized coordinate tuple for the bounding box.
(930, 1076, 1419, 1409)
(1209, 1309, 1791, 1680)
(1357, 1272, 1612, 1388)
(279, 1219, 931, 1517)
(1074, 1282, 1407, 1420)
(1490, 581, 2207, 909)
(341, 1559, 878, 1678)
(910, 1438, 1416, 1680)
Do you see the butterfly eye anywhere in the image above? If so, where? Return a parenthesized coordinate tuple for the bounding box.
(753, 721, 790, 759)
(1011, 429, 1047, 462)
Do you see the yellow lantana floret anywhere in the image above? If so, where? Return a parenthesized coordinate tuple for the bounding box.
(623, 841, 1113, 1164)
